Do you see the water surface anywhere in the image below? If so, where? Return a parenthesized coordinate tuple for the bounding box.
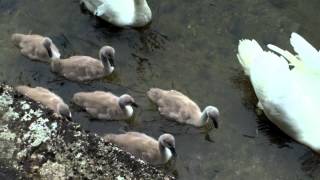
(0, 0, 320, 179)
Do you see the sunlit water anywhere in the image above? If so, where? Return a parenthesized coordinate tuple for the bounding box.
(0, 0, 320, 179)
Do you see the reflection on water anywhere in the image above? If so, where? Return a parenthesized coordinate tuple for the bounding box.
(231, 74, 293, 148)
(0, 0, 320, 179)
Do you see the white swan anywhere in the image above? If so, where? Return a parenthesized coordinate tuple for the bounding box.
(237, 32, 320, 153)
(80, 0, 152, 27)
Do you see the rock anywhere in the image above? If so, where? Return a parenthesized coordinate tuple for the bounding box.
(0, 84, 174, 179)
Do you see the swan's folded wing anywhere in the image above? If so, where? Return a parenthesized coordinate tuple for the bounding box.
(249, 51, 291, 101)
(267, 44, 301, 67)
(290, 32, 320, 73)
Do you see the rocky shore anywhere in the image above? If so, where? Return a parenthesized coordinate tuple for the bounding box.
(0, 84, 174, 179)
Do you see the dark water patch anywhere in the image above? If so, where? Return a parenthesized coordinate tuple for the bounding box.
(268, 0, 290, 9)
(256, 113, 293, 148)
(0, 0, 19, 15)
(300, 152, 320, 178)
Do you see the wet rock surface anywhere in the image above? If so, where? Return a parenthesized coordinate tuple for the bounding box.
(0, 84, 174, 179)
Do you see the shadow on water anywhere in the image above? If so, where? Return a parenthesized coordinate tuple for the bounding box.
(0, 0, 18, 15)
(231, 72, 293, 148)
(1, 0, 320, 179)
(231, 70, 320, 179)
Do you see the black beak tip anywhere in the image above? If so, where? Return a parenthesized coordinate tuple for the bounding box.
(109, 57, 115, 67)
(132, 102, 139, 108)
(213, 120, 219, 129)
(66, 113, 72, 121)
(170, 147, 177, 157)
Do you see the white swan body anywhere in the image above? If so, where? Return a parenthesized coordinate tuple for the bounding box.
(237, 32, 320, 153)
(80, 0, 152, 27)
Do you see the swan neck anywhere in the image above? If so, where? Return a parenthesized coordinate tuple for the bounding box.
(119, 99, 133, 117)
(159, 143, 170, 161)
(199, 109, 209, 126)
(101, 56, 114, 73)
(124, 105, 133, 117)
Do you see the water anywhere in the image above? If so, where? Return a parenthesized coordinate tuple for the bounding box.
(1, 0, 320, 179)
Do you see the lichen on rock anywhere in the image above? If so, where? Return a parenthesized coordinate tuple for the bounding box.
(0, 91, 13, 111)
(22, 117, 58, 147)
(39, 161, 66, 180)
(0, 84, 174, 179)
(2, 107, 20, 121)
(0, 124, 16, 159)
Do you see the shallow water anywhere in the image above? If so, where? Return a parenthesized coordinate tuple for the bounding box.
(1, 0, 320, 179)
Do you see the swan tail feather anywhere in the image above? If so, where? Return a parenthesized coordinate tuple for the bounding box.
(103, 134, 116, 143)
(147, 88, 163, 102)
(50, 61, 61, 73)
(290, 32, 320, 72)
(94, 3, 106, 16)
(237, 39, 264, 76)
(11, 33, 25, 46)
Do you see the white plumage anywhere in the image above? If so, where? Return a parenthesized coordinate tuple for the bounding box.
(80, 0, 152, 27)
(237, 32, 320, 153)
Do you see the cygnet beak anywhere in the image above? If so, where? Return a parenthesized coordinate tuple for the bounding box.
(131, 102, 139, 108)
(169, 146, 177, 157)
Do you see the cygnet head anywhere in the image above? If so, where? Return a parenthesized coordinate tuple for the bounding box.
(43, 38, 53, 59)
(204, 106, 220, 128)
(99, 46, 115, 70)
(118, 94, 138, 109)
(57, 103, 72, 120)
(159, 134, 176, 156)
